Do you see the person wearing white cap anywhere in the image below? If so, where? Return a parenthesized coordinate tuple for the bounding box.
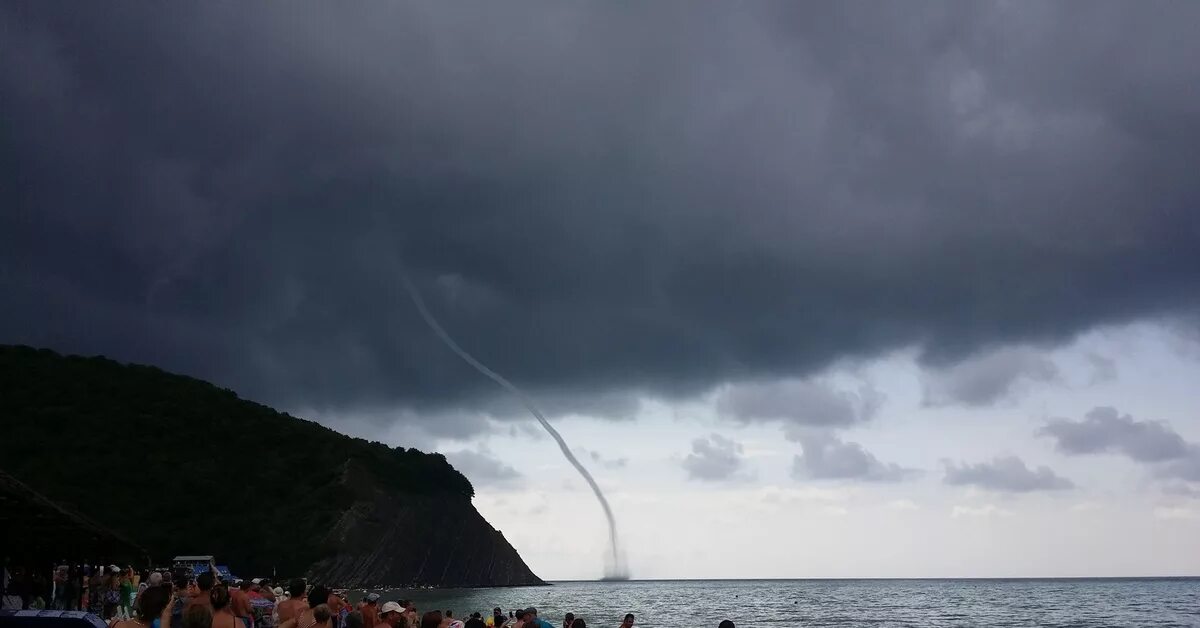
(376, 602, 404, 628)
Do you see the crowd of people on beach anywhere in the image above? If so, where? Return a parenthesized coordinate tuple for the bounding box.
(2, 564, 736, 628)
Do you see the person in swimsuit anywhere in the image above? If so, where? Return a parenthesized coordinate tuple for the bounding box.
(87, 569, 103, 615)
(209, 586, 239, 628)
(277, 584, 331, 628)
(248, 581, 275, 628)
(275, 581, 308, 625)
(104, 567, 123, 619)
(231, 581, 253, 628)
(189, 574, 215, 610)
(183, 605, 215, 628)
(308, 605, 333, 628)
(358, 594, 379, 628)
(120, 569, 135, 618)
(111, 584, 169, 628)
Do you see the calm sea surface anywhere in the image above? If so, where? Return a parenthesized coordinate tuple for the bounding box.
(364, 578, 1200, 627)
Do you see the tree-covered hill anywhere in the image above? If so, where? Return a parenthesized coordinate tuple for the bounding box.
(0, 345, 476, 577)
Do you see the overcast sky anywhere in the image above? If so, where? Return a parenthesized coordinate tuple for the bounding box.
(3, 2, 1199, 579)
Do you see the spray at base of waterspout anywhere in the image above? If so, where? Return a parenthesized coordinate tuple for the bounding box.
(603, 545, 630, 581)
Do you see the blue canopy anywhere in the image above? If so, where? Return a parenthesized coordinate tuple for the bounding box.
(191, 564, 236, 580)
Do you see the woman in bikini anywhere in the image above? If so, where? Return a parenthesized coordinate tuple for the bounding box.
(296, 605, 333, 628)
(209, 586, 240, 628)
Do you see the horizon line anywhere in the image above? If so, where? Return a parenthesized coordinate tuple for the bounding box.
(543, 575, 1200, 583)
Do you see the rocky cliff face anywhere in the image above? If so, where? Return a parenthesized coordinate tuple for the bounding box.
(307, 461, 543, 587)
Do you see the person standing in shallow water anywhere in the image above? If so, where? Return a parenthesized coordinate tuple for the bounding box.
(718, 622, 734, 628)
(617, 614, 633, 628)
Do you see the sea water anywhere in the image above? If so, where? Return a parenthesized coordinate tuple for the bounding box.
(371, 578, 1200, 627)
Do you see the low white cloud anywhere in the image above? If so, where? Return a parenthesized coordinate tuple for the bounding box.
(951, 504, 1013, 518)
(1162, 483, 1200, 499)
(756, 485, 850, 504)
(886, 499, 920, 511)
(1153, 506, 1200, 521)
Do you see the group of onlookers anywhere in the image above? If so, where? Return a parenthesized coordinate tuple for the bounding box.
(3, 565, 735, 628)
(2, 564, 146, 617)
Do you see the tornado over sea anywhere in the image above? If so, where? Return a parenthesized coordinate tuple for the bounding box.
(401, 270, 629, 579)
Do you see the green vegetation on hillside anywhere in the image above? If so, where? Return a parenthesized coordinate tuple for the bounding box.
(0, 345, 473, 576)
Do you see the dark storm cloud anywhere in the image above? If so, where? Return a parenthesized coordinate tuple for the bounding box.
(1040, 407, 1200, 482)
(943, 456, 1074, 492)
(682, 434, 748, 482)
(792, 432, 913, 482)
(3, 2, 1200, 422)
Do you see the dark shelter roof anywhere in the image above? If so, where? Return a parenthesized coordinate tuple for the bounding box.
(0, 469, 148, 563)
